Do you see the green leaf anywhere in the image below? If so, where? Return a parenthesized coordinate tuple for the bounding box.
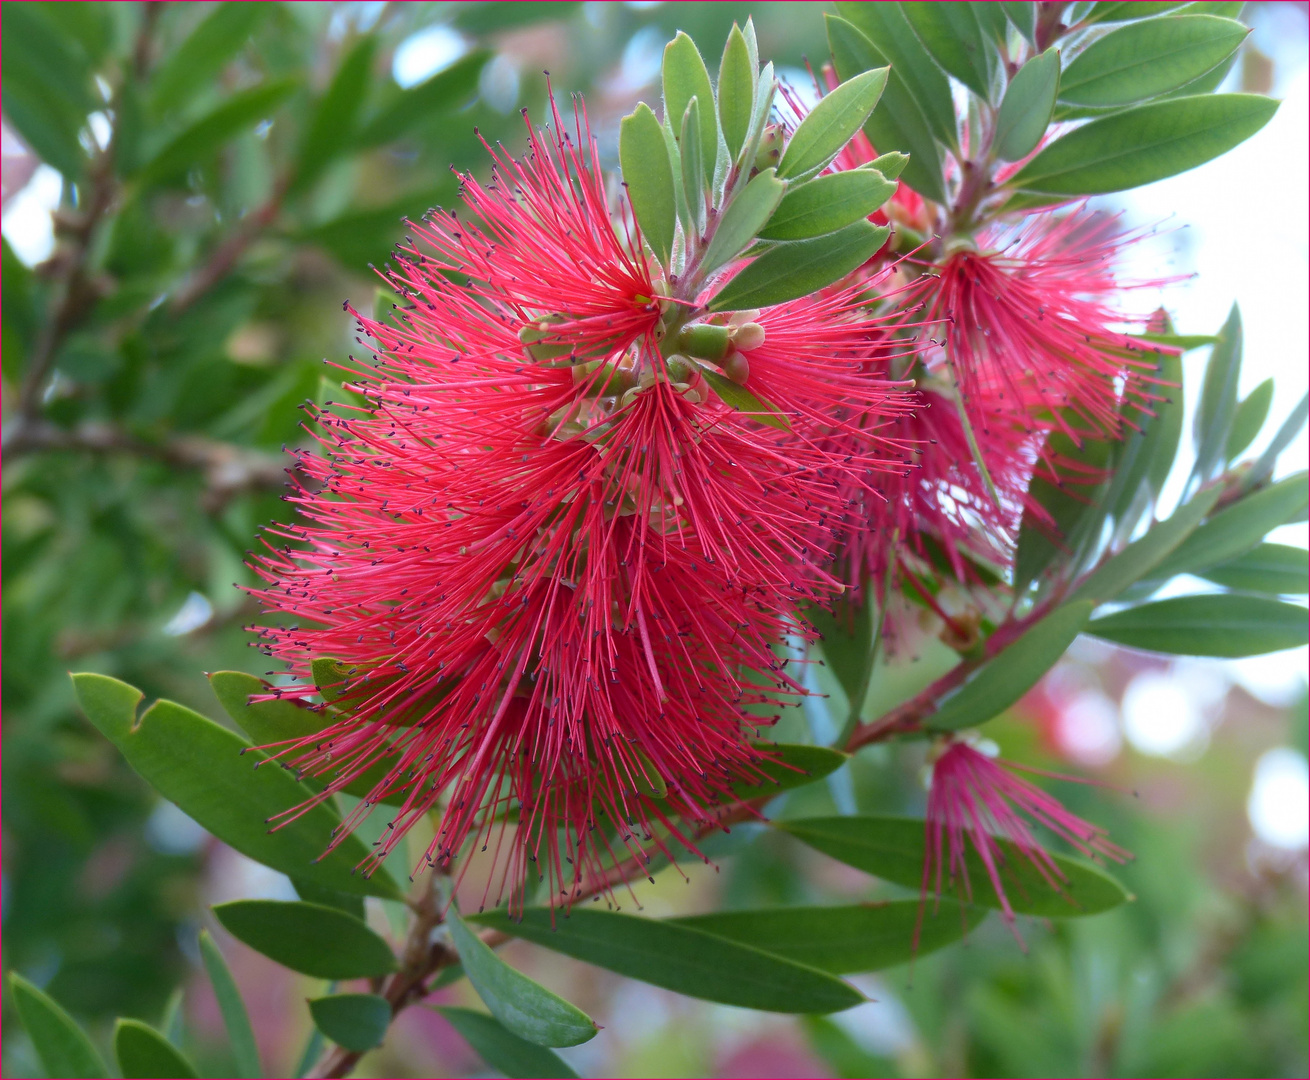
(311, 656, 355, 703)
(1199, 543, 1310, 596)
(730, 743, 849, 800)
(357, 52, 488, 146)
(8, 973, 108, 1078)
(292, 35, 378, 195)
(136, 80, 298, 187)
(1244, 394, 1309, 492)
(292, 877, 367, 921)
(447, 908, 598, 1048)
(663, 31, 718, 186)
(778, 67, 889, 180)
(758, 167, 895, 241)
(1193, 305, 1245, 484)
(807, 596, 875, 714)
(709, 220, 887, 312)
(695, 364, 792, 431)
(161, 988, 185, 1048)
(1227, 378, 1274, 461)
(718, 24, 755, 159)
(1089, 595, 1309, 656)
(702, 167, 786, 272)
(679, 97, 707, 233)
(1000, 2, 1037, 42)
(996, 48, 1061, 162)
(148, 2, 267, 116)
(213, 899, 399, 979)
(927, 602, 1095, 731)
(1059, 15, 1248, 107)
(900, 2, 998, 101)
(198, 930, 260, 1077)
(778, 816, 1130, 917)
(671, 901, 986, 973)
(1147, 351, 1187, 500)
(309, 994, 391, 1053)
(1085, 2, 1190, 22)
(73, 674, 402, 898)
(827, 15, 947, 204)
(1, 3, 91, 178)
(114, 1019, 199, 1079)
(1137, 332, 1221, 350)
(470, 908, 863, 1013)
(1010, 94, 1279, 195)
(436, 1007, 579, 1079)
(620, 103, 677, 268)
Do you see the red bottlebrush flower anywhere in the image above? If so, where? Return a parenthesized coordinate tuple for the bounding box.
(921, 736, 1129, 941)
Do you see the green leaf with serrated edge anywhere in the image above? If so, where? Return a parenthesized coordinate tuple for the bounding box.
(357, 51, 488, 146)
(777, 67, 889, 180)
(695, 364, 791, 431)
(1244, 394, 1309, 492)
(663, 31, 718, 186)
(1010, 94, 1279, 195)
(900, 2, 998, 101)
(73, 673, 402, 898)
(447, 908, 597, 1047)
(309, 994, 391, 1053)
(1059, 15, 1247, 108)
(926, 602, 1095, 731)
(1089, 595, 1309, 657)
(702, 167, 785, 273)
(996, 48, 1061, 162)
(199, 931, 260, 1077)
(1072, 486, 1224, 604)
(1227, 378, 1274, 461)
(826, 16, 947, 204)
(1146, 350, 1187, 500)
(213, 900, 398, 979)
(759, 169, 896, 241)
(148, 2, 267, 115)
(293, 877, 366, 920)
(719, 24, 755, 160)
(292, 35, 378, 195)
(807, 596, 875, 714)
(436, 1007, 579, 1078)
(468, 908, 864, 1014)
(1137, 332, 1219, 349)
(680, 97, 707, 234)
(8, 973, 108, 1078)
(836, 2, 958, 149)
(115, 1019, 198, 1079)
(670, 901, 987, 973)
(778, 816, 1130, 917)
(1151, 472, 1310, 580)
(1199, 544, 1310, 596)
(1000, 1, 1037, 41)
(730, 743, 849, 800)
(709, 220, 887, 312)
(620, 103, 676, 268)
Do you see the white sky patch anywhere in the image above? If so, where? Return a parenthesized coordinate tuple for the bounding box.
(1247, 747, 1310, 849)
(162, 591, 214, 637)
(1121, 670, 1209, 760)
(3, 163, 62, 266)
(392, 24, 469, 89)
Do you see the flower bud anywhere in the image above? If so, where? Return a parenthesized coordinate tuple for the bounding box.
(754, 124, 783, 171)
(729, 321, 765, 352)
(720, 350, 750, 385)
(676, 322, 732, 362)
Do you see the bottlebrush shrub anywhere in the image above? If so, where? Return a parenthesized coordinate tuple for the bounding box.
(41, 7, 1305, 1078)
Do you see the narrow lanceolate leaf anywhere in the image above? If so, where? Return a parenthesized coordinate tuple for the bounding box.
(662, 31, 718, 185)
(291, 35, 377, 193)
(777, 67, 889, 180)
(730, 743, 849, 800)
(778, 816, 1130, 917)
(900, 2, 999, 101)
(708, 220, 887, 312)
(1089, 595, 1309, 656)
(198, 931, 260, 1078)
(759, 168, 896, 241)
(1084, 1, 1190, 23)
(469, 908, 864, 1014)
(308, 994, 391, 1053)
(114, 1019, 199, 1079)
(1193, 304, 1244, 484)
(926, 602, 1095, 731)
(696, 365, 791, 431)
(1010, 94, 1279, 195)
(212, 900, 398, 979)
(148, 2, 267, 115)
(1244, 394, 1309, 492)
(670, 901, 987, 973)
(620, 104, 677, 267)
(680, 97, 707, 234)
(356, 52, 488, 146)
(1071, 486, 1224, 604)
(447, 908, 598, 1048)
(807, 595, 875, 716)
(1146, 351, 1186, 500)
(1199, 544, 1310, 596)
(1059, 15, 1248, 107)
(701, 168, 785, 274)
(718, 24, 755, 159)
(8, 973, 108, 1078)
(72, 674, 402, 898)
(1227, 378, 1274, 461)
(435, 1007, 579, 1079)
(996, 48, 1061, 162)
(1000, 1, 1037, 42)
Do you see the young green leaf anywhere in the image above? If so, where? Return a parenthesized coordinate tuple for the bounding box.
(1058, 15, 1248, 107)
(1199, 543, 1310, 596)
(8, 973, 108, 1078)
(1088, 595, 1309, 656)
(1243, 394, 1309, 492)
(114, 1019, 199, 1079)
(807, 595, 876, 716)
(663, 31, 718, 185)
(926, 602, 1095, 731)
(730, 743, 850, 800)
(1000, 1, 1037, 42)
(312, 656, 356, 703)
(161, 988, 185, 1048)
(1136, 332, 1220, 349)
(777, 67, 889, 180)
(708, 220, 888, 312)
(435, 1007, 579, 1079)
(213, 900, 399, 979)
(1227, 377, 1274, 461)
(718, 24, 755, 159)
(468, 908, 864, 1014)
(868, 151, 909, 179)
(356, 52, 488, 146)
(309, 994, 391, 1053)
(1146, 351, 1186, 499)
(1192, 304, 1244, 484)
(619, 103, 677, 267)
(995, 48, 1061, 162)
(778, 816, 1130, 917)
(447, 908, 598, 1047)
(900, 2, 999, 101)
(680, 97, 707, 234)
(696, 364, 792, 431)
(148, 2, 268, 116)
(198, 930, 260, 1078)
(701, 167, 785, 273)
(758, 168, 896, 241)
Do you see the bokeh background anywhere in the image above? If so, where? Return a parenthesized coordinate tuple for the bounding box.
(3, 2, 1306, 1076)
